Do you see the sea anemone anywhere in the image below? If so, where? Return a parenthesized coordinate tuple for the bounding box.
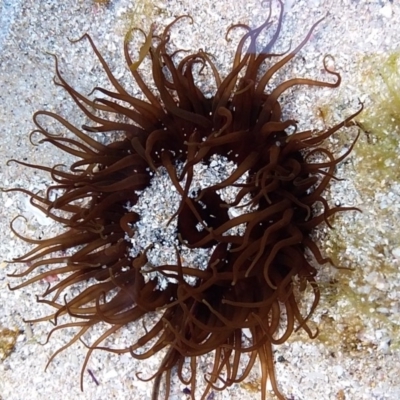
(5, 1, 361, 399)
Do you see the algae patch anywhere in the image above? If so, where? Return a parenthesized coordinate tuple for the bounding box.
(0, 326, 20, 361)
(118, 0, 166, 35)
(355, 52, 400, 190)
(308, 53, 400, 353)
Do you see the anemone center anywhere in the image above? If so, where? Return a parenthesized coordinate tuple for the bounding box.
(126, 153, 254, 290)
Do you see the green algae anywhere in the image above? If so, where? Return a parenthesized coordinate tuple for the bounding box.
(118, 0, 166, 35)
(354, 52, 400, 191)
(303, 52, 400, 353)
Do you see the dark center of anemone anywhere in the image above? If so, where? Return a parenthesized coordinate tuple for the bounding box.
(127, 154, 253, 290)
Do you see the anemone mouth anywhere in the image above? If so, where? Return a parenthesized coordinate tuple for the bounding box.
(5, 2, 362, 399)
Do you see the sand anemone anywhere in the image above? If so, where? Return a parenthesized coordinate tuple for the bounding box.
(5, 1, 361, 399)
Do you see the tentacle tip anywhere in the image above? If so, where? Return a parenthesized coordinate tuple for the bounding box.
(68, 33, 89, 44)
(7, 283, 16, 291)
